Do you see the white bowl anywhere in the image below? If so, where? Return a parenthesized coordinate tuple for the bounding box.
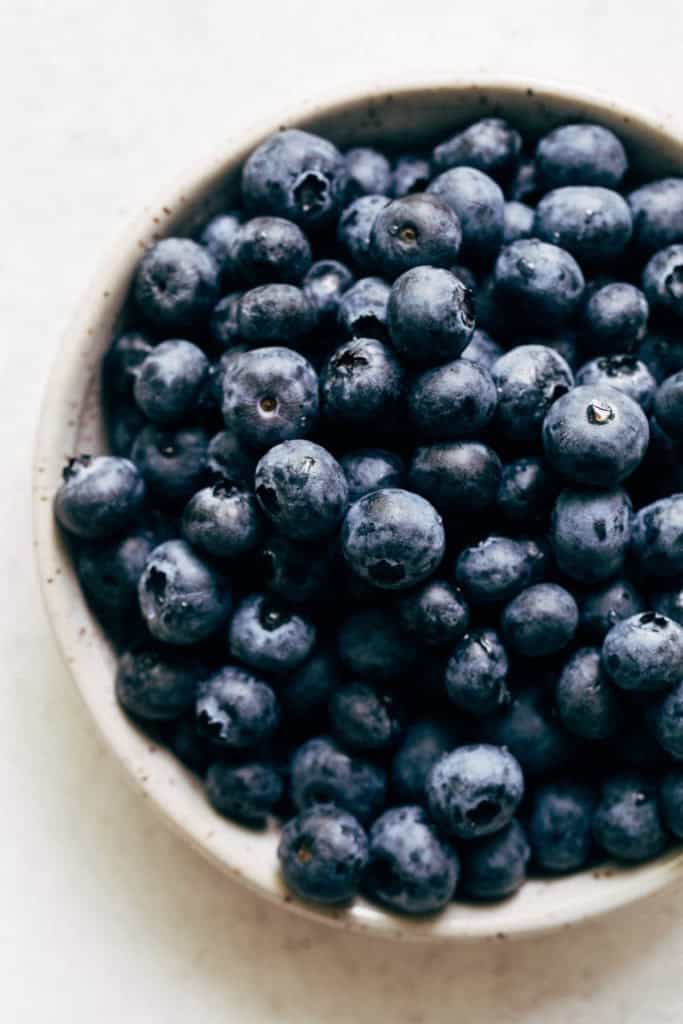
(34, 78, 683, 941)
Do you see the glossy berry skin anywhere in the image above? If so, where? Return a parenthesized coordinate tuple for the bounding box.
(455, 535, 547, 605)
(134, 238, 219, 330)
(344, 146, 391, 199)
(290, 736, 387, 823)
(397, 580, 469, 648)
(132, 425, 209, 504)
(534, 186, 632, 266)
(206, 761, 283, 827)
(492, 344, 574, 442)
(278, 805, 368, 905)
(199, 212, 243, 282)
(258, 533, 331, 605)
(631, 495, 683, 577)
(460, 819, 530, 901)
(529, 783, 594, 873)
(502, 200, 534, 244)
(433, 117, 522, 182)
(330, 682, 403, 753)
(340, 448, 405, 502)
(535, 124, 628, 189)
(365, 806, 460, 915)
(556, 646, 621, 739)
(550, 487, 632, 584)
(138, 539, 232, 645)
(387, 266, 475, 366)
(103, 330, 153, 400)
(427, 744, 524, 840)
(578, 579, 645, 641)
(369, 194, 462, 279)
(302, 259, 354, 322)
(320, 337, 404, 425)
(255, 440, 347, 542)
(337, 195, 390, 271)
(602, 611, 683, 693)
(642, 244, 683, 321)
(195, 665, 279, 748)
(628, 177, 683, 253)
(493, 239, 585, 329)
(409, 441, 502, 515)
(77, 530, 155, 614)
(238, 284, 316, 343)
(133, 339, 209, 425)
(232, 216, 312, 285)
(651, 681, 683, 760)
(502, 583, 578, 658)
(543, 385, 649, 487)
(592, 773, 666, 862)
(461, 327, 504, 370)
(281, 652, 340, 732)
(428, 166, 504, 263)
(654, 371, 683, 438)
(445, 628, 509, 716)
(210, 293, 243, 350)
(115, 647, 204, 721)
(408, 359, 497, 439)
(576, 355, 656, 412)
(391, 720, 456, 803)
(660, 771, 683, 837)
(221, 347, 319, 451)
(391, 155, 431, 198)
(337, 276, 390, 339)
(241, 128, 348, 228)
(482, 688, 573, 777)
(55, 455, 145, 539)
(496, 457, 557, 530)
(337, 607, 416, 681)
(581, 283, 649, 356)
(206, 429, 256, 487)
(229, 593, 316, 675)
(342, 488, 445, 591)
(182, 482, 263, 559)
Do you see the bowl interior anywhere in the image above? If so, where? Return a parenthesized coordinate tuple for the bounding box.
(34, 80, 683, 941)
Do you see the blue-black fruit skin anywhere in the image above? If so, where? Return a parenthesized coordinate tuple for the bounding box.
(631, 495, 683, 578)
(337, 276, 391, 339)
(556, 647, 621, 739)
(461, 327, 504, 370)
(229, 593, 316, 675)
(170, 716, 211, 774)
(550, 487, 632, 585)
(651, 681, 683, 760)
(535, 124, 628, 190)
(232, 216, 312, 285)
(494, 239, 585, 329)
(391, 720, 456, 803)
(502, 583, 578, 658)
(370, 194, 463, 279)
(481, 688, 574, 778)
(502, 200, 534, 244)
(109, 404, 147, 458)
(103, 330, 153, 400)
(642, 244, 683, 321)
(132, 425, 209, 505)
(496, 456, 558, 530)
(391, 155, 431, 198)
(530, 782, 595, 873)
(581, 283, 649, 357)
(534, 186, 632, 266)
(258, 532, 332, 606)
(134, 238, 220, 330)
(654, 371, 683, 439)
(238, 284, 316, 343)
(337, 606, 417, 681)
(592, 773, 667, 862)
(77, 529, 156, 614)
(408, 359, 497, 440)
(199, 212, 243, 282)
(55, 455, 146, 540)
(340, 448, 405, 502)
(428, 166, 504, 263)
(576, 355, 656, 412)
(445, 628, 509, 716)
(455, 535, 547, 605)
(602, 612, 683, 693)
(116, 647, 204, 721)
(652, 587, 683, 627)
(637, 333, 683, 384)
(365, 806, 460, 915)
(134, 339, 209, 426)
(278, 804, 368, 905)
(210, 293, 244, 350)
(303, 259, 354, 322)
(255, 440, 347, 543)
(196, 665, 280, 748)
(289, 736, 387, 823)
(427, 744, 524, 840)
(337, 195, 391, 271)
(460, 819, 530, 901)
(182, 482, 263, 560)
(387, 266, 475, 366)
(628, 177, 683, 254)
(433, 117, 522, 183)
(397, 580, 469, 649)
(409, 441, 502, 516)
(329, 682, 404, 753)
(206, 429, 256, 488)
(321, 337, 405, 425)
(492, 344, 574, 442)
(660, 770, 683, 838)
(344, 147, 392, 199)
(281, 653, 340, 732)
(206, 761, 283, 827)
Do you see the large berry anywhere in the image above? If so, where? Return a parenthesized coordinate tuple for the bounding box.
(55, 455, 145, 539)
(278, 805, 368, 905)
(427, 744, 524, 839)
(255, 440, 347, 541)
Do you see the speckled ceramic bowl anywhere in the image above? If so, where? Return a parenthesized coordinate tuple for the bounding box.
(34, 78, 683, 941)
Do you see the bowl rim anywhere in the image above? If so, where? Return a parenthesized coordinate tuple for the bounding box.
(33, 74, 683, 942)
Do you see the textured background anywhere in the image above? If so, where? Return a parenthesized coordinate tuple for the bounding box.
(3, 1, 683, 1020)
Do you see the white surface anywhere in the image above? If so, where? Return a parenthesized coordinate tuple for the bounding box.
(3, 1, 683, 1020)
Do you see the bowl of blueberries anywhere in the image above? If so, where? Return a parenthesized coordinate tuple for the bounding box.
(35, 79, 683, 940)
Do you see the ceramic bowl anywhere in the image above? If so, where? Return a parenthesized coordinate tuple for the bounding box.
(34, 78, 683, 941)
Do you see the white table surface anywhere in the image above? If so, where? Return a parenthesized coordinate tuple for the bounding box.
(4, 1, 683, 1020)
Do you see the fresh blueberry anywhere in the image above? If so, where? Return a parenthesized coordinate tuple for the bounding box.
(543, 384, 649, 486)
(281, 652, 340, 732)
(278, 804, 368, 905)
(241, 128, 348, 228)
(133, 339, 209, 425)
(494, 239, 585, 329)
(433, 117, 522, 182)
(660, 770, 683, 837)
(391, 155, 431, 198)
(132, 424, 209, 504)
(221, 346, 319, 451)
(502, 583, 578, 658)
(652, 586, 683, 627)
(206, 760, 283, 827)
(535, 123, 628, 189)
(370, 194, 462, 279)
(391, 720, 456, 803)
(534, 186, 632, 266)
(116, 646, 204, 721)
(138, 539, 231, 644)
(555, 646, 621, 739)
(199, 211, 243, 282)
(637, 332, 683, 384)
(460, 819, 530, 900)
(409, 441, 502, 515)
(651, 680, 683, 759)
(529, 782, 594, 873)
(258, 533, 331, 605)
(631, 495, 683, 578)
(77, 529, 155, 614)
(337, 606, 416, 682)
(103, 329, 153, 400)
(337, 195, 391, 271)
(481, 687, 574, 777)
(238, 284, 316, 343)
(445, 628, 509, 716)
(628, 177, 683, 253)
(364, 805, 460, 914)
(642, 244, 683, 321)
(55, 455, 146, 539)
(196, 665, 279, 748)
(592, 773, 666, 862)
(428, 167, 504, 263)
(340, 448, 405, 502)
(387, 266, 475, 366)
(397, 580, 469, 648)
(455, 535, 547, 605)
(210, 293, 243, 350)
(502, 200, 534, 244)
(342, 488, 445, 591)
(550, 487, 632, 584)
(496, 456, 558, 530)
(134, 238, 219, 330)
(578, 579, 646, 640)
(473, 271, 505, 335)
(492, 344, 574, 442)
(255, 440, 347, 542)
(330, 682, 403, 753)
(581, 283, 649, 356)
(427, 744, 524, 840)
(654, 370, 683, 439)
(602, 611, 683, 692)
(302, 259, 354, 322)
(461, 327, 504, 370)
(229, 593, 316, 674)
(206, 429, 256, 487)
(344, 147, 392, 199)
(576, 354, 656, 412)
(320, 337, 405, 425)
(182, 481, 263, 559)
(232, 216, 312, 285)
(290, 736, 387, 822)
(337, 276, 390, 339)
(408, 359, 497, 440)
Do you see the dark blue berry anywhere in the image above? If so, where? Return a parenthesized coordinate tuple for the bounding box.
(660, 770, 683, 837)
(576, 354, 656, 412)
(555, 646, 621, 739)
(433, 117, 522, 182)
(321, 337, 404, 424)
(492, 344, 574, 442)
(652, 586, 683, 627)
(602, 611, 683, 693)
(337, 276, 390, 339)
(238, 284, 316, 343)
(302, 259, 354, 322)
(529, 782, 594, 873)
(196, 665, 279, 748)
(131, 425, 209, 504)
(409, 441, 502, 515)
(502, 200, 534, 244)
(232, 216, 312, 285)
(337, 606, 417, 681)
(397, 579, 469, 648)
(535, 124, 627, 189)
(460, 819, 530, 900)
(637, 333, 683, 384)
(340, 448, 405, 502)
(387, 266, 475, 366)
(592, 773, 666, 862)
(581, 283, 649, 356)
(281, 652, 340, 732)
(408, 359, 496, 440)
(494, 239, 585, 329)
(642, 244, 683, 321)
(116, 646, 204, 721)
(427, 744, 524, 839)
(229, 593, 316, 674)
(133, 339, 209, 425)
(199, 212, 243, 282)
(103, 330, 153, 400)
(461, 327, 504, 370)
(337, 195, 390, 271)
(651, 680, 683, 759)
(206, 429, 256, 487)
(330, 682, 403, 753)
(534, 186, 632, 266)
(134, 238, 219, 330)
(654, 370, 683, 439)
(210, 293, 243, 350)
(255, 439, 347, 542)
(455, 535, 547, 605)
(55, 455, 146, 539)
(206, 761, 283, 827)
(290, 736, 387, 823)
(258, 532, 331, 605)
(631, 495, 683, 578)
(391, 155, 431, 198)
(108, 403, 146, 459)
(370, 194, 462, 279)
(182, 482, 263, 559)
(428, 167, 504, 263)
(502, 583, 578, 658)
(391, 720, 456, 803)
(344, 147, 391, 199)
(278, 804, 368, 905)
(496, 456, 557, 530)
(445, 628, 509, 716)
(578, 579, 645, 641)
(628, 177, 683, 253)
(481, 688, 573, 777)
(550, 487, 632, 584)
(77, 529, 155, 614)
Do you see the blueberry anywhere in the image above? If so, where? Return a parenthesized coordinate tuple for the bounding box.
(602, 612, 683, 692)
(651, 680, 683, 759)
(397, 580, 469, 648)
(241, 128, 348, 228)
(132, 425, 209, 504)
(637, 332, 683, 384)
(628, 177, 683, 253)
(461, 327, 504, 370)
(529, 782, 594, 873)
(592, 773, 666, 862)
(134, 238, 219, 330)
(231, 215, 312, 285)
(330, 682, 403, 753)
(652, 586, 683, 627)
(550, 487, 632, 584)
(138, 539, 231, 644)
(344, 147, 392, 198)
(206, 429, 256, 487)
(482, 688, 574, 777)
(581, 283, 649, 356)
(578, 579, 646, 640)
(337, 195, 391, 271)
(115, 646, 204, 721)
(337, 606, 417, 681)
(654, 370, 683, 439)
(229, 593, 316, 674)
(660, 770, 683, 837)
(427, 744, 524, 840)
(391, 155, 431, 198)
(409, 441, 502, 515)
(391, 720, 456, 803)
(642, 244, 683, 321)
(492, 344, 574, 442)
(370, 194, 462, 279)
(258, 533, 331, 605)
(170, 715, 211, 774)
(182, 481, 263, 560)
(535, 123, 628, 189)
(303, 259, 354, 322)
(340, 448, 405, 502)
(502, 583, 578, 658)
(278, 804, 368, 905)
(77, 529, 155, 614)
(494, 239, 585, 329)
(281, 652, 340, 732)
(55, 455, 146, 539)
(238, 284, 316, 343)
(408, 359, 497, 441)
(428, 167, 504, 263)
(364, 806, 460, 914)
(320, 337, 405, 425)
(433, 117, 522, 182)
(199, 212, 243, 282)
(255, 439, 347, 542)
(543, 385, 649, 486)
(502, 200, 534, 244)
(337, 276, 390, 339)
(210, 292, 244, 350)
(107, 404, 146, 459)
(556, 646, 621, 739)
(290, 736, 387, 822)
(196, 665, 279, 748)
(387, 266, 475, 366)
(445, 628, 509, 716)
(206, 760, 283, 827)
(631, 495, 683, 577)
(576, 354, 656, 412)
(496, 456, 557, 530)
(221, 346, 319, 451)
(342, 488, 445, 591)
(103, 330, 153, 400)
(455, 535, 547, 605)
(460, 819, 530, 900)
(534, 186, 632, 266)
(133, 339, 209, 425)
